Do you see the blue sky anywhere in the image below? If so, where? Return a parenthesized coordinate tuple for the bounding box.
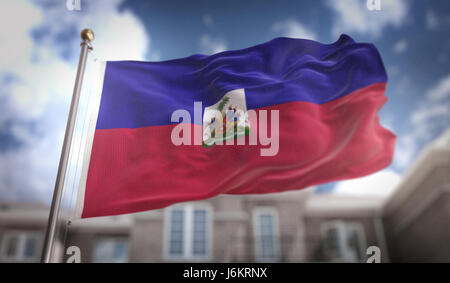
(0, 0, 449, 203)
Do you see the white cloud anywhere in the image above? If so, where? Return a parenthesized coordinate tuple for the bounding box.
(411, 104, 450, 125)
(387, 65, 400, 76)
(200, 34, 227, 54)
(0, 0, 150, 203)
(202, 14, 214, 28)
(410, 74, 450, 129)
(393, 39, 407, 54)
(334, 170, 401, 198)
(326, 0, 409, 38)
(0, 1, 42, 74)
(394, 134, 418, 169)
(394, 74, 450, 169)
(426, 74, 450, 101)
(30, 0, 149, 62)
(271, 19, 316, 40)
(426, 9, 439, 30)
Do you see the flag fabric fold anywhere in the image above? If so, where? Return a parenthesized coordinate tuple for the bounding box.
(77, 34, 395, 218)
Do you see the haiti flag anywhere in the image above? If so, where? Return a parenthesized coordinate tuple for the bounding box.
(76, 35, 395, 218)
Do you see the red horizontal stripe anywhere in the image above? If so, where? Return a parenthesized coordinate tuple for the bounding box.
(82, 82, 395, 218)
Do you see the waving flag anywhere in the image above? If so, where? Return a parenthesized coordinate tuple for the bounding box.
(76, 35, 395, 218)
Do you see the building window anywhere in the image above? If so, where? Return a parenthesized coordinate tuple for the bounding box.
(0, 231, 40, 262)
(92, 238, 129, 263)
(321, 221, 366, 262)
(165, 204, 212, 260)
(192, 209, 207, 256)
(253, 208, 280, 262)
(168, 209, 184, 256)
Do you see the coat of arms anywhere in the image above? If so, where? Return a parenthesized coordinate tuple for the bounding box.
(203, 89, 250, 147)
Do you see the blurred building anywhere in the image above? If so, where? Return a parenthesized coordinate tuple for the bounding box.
(383, 127, 450, 262)
(0, 128, 449, 263)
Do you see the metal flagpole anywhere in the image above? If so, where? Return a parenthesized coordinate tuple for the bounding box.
(41, 29, 94, 263)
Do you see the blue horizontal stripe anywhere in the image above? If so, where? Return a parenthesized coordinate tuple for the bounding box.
(96, 34, 387, 129)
